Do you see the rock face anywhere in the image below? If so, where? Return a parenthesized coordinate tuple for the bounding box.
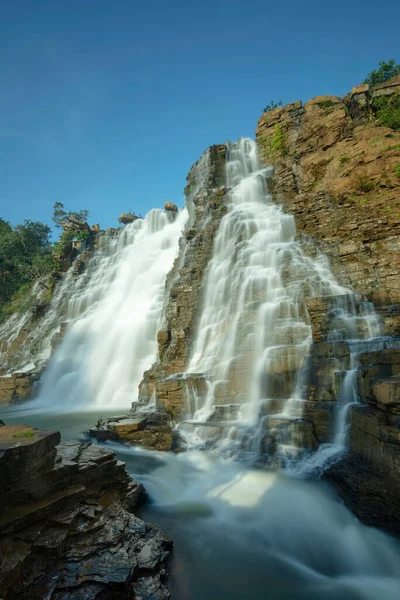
(255, 80, 400, 530)
(89, 410, 173, 452)
(0, 425, 172, 599)
(256, 77, 400, 312)
(137, 145, 228, 429)
(0, 373, 39, 406)
(325, 347, 400, 534)
(119, 213, 139, 225)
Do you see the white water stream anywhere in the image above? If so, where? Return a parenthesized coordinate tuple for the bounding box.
(1, 138, 400, 599)
(179, 139, 385, 468)
(24, 208, 188, 411)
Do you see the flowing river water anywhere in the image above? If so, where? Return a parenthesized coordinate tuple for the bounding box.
(1, 406, 400, 599)
(1, 139, 400, 598)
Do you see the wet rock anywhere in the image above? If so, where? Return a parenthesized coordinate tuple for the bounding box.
(0, 427, 171, 599)
(325, 346, 400, 532)
(89, 411, 173, 452)
(138, 144, 228, 417)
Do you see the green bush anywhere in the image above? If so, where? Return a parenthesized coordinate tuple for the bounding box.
(372, 93, 400, 131)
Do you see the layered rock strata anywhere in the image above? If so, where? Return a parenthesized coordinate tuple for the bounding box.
(326, 348, 400, 533)
(256, 76, 400, 313)
(255, 78, 400, 530)
(0, 424, 171, 599)
(137, 145, 227, 428)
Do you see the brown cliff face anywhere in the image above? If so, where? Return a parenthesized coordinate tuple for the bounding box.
(255, 78, 400, 530)
(138, 145, 228, 423)
(256, 77, 400, 325)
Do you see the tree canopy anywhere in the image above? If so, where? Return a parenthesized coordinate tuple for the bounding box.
(0, 202, 89, 321)
(363, 59, 400, 87)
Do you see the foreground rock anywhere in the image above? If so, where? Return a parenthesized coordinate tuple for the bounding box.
(0, 424, 172, 599)
(89, 408, 173, 451)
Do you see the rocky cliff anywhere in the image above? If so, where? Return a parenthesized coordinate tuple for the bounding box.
(256, 76, 400, 320)
(255, 76, 400, 530)
(1, 76, 400, 535)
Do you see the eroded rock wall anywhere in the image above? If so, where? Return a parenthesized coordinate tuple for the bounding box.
(256, 78, 400, 530)
(138, 145, 227, 420)
(256, 77, 400, 317)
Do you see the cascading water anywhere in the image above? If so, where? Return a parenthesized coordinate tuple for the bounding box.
(2, 140, 400, 600)
(178, 138, 387, 467)
(27, 208, 187, 411)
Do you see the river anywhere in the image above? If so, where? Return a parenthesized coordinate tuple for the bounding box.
(2, 404, 400, 600)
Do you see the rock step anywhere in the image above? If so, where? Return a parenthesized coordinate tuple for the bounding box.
(0, 485, 86, 536)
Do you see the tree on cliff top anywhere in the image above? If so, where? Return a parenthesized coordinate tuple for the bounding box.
(52, 201, 89, 229)
(363, 59, 400, 87)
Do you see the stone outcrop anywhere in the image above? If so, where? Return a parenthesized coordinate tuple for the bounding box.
(0, 424, 171, 599)
(137, 145, 228, 425)
(0, 373, 39, 406)
(256, 76, 400, 311)
(325, 347, 400, 533)
(89, 410, 173, 452)
(164, 202, 178, 212)
(118, 213, 139, 225)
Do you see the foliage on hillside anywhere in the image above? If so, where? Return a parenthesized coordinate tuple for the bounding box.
(0, 202, 89, 322)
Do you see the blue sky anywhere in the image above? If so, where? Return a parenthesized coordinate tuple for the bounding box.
(1, 0, 399, 233)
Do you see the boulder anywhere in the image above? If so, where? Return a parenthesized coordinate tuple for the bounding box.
(164, 202, 178, 212)
(118, 213, 138, 225)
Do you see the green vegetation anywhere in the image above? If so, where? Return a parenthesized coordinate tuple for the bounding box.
(263, 100, 283, 113)
(317, 99, 337, 110)
(339, 155, 350, 166)
(0, 219, 53, 320)
(0, 202, 89, 322)
(363, 59, 400, 88)
(368, 136, 382, 147)
(13, 430, 35, 438)
(52, 202, 89, 229)
(395, 164, 400, 177)
(354, 174, 375, 193)
(261, 124, 289, 162)
(381, 143, 400, 153)
(371, 93, 400, 131)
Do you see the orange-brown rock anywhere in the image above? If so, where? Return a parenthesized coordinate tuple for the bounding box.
(256, 77, 400, 312)
(164, 201, 178, 212)
(0, 373, 38, 406)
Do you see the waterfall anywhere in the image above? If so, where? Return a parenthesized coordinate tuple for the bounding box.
(178, 138, 387, 466)
(27, 208, 187, 411)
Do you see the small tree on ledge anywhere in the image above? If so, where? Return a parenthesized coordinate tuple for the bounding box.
(263, 100, 283, 113)
(363, 59, 400, 88)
